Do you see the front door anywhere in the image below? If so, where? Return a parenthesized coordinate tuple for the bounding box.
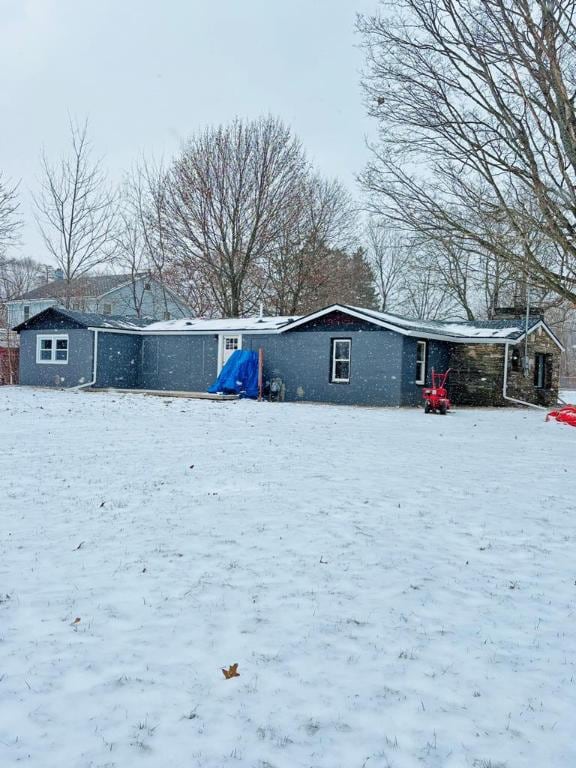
(220, 334, 241, 371)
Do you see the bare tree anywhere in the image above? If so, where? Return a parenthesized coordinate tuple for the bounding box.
(265, 176, 358, 314)
(162, 117, 308, 317)
(0, 173, 20, 259)
(0, 257, 45, 303)
(365, 223, 412, 313)
(0, 256, 45, 383)
(34, 120, 117, 306)
(358, 0, 576, 304)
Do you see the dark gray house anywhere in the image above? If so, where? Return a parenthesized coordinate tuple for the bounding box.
(13, 303, 563, 407)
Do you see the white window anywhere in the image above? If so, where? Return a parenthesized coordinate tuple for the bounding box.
(102, 303, 113, 315)
(415, 340, 427, 384)
(23, 305, 30, 321)
(331, 338, 351, 383)
(36, 334, 69, 365)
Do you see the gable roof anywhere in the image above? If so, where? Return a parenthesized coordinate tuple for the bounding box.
(279, 304, 564, 348)
(12, 303, 564, 351)
(13, 274, 144, 302)
(12, 306, 151, 332)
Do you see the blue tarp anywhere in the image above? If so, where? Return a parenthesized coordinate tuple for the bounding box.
(208, 349, 259, 398)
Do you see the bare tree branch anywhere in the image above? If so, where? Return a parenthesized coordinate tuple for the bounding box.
(358, 0, 576, 304)
(34, 119, 117, 306)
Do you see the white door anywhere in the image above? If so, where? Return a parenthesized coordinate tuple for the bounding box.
(220, 334, 241, 371)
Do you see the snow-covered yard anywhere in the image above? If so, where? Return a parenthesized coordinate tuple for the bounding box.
(1, 388, 575, 768)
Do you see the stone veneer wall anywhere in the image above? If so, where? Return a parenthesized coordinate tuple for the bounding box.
(505, 329, 560, 407)
(448, 329, 561, 407)
(448, 343, 506, 406)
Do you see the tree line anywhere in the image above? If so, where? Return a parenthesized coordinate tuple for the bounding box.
(1, 117, 376, 321)
(3, 0, 576, 355)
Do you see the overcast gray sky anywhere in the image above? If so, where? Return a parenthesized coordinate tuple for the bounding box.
(0, 0, 377, 264)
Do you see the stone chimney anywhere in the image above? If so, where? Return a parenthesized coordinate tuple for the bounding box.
(493, 306, 544, 320)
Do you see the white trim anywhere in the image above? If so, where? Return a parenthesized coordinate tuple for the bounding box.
(85, 327, 278, 336)
(36, 334, 69, 364)
(513, 320, 564, 351)
(277, 303, 565, 348)
(331, 338, 351, 383)
(415, 340, 427, 385)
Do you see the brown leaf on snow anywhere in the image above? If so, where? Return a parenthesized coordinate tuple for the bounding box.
(222, 663, 240, 679)
(70, 617, 81, 626)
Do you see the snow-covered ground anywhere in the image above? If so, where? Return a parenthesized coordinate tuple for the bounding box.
(1, 388, 575, 768)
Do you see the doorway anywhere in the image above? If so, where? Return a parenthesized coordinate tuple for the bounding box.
(219, 334, 242, 372)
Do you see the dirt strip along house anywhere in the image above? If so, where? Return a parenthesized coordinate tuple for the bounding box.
(13, 304, 563, 407)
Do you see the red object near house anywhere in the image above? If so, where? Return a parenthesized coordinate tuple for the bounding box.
(546, 406, 576, 428)
(423, 369, 451, 415)
(0, 346, 19, 385)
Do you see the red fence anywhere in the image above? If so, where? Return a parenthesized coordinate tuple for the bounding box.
(0, 347, 19, 385)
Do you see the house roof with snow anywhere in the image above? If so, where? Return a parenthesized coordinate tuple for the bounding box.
(281, 304, 563, 348)
(144, 315, 300, 333)
(12, 303, 563, 350)
(12, 306, 152, 332)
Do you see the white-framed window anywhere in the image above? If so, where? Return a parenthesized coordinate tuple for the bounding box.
(415, 340, 427, 384)
(36, 334, 69, 365)
(224, 336, 239, 352)
(23, 305, 30, 321)
(331, 338, 351, 383)
(102, 303, 113, 315)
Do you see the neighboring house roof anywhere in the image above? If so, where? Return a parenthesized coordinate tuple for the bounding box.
(280, 304, 564, 348)
(12, 307, 152, 332)
(144, 315, 299, 333)
(13, 274, 146, 302)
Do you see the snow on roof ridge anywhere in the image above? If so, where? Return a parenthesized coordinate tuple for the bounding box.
(144, 314, 300, 332)
(348, 305, 530, 339)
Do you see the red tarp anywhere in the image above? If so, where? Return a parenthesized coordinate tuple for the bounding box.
(546, 405, 576, 427)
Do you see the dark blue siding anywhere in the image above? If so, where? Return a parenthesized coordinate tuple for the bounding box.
(139, 335, 219, 391)
(401, 337, 452, 406)
(18, 318, 452, 407)
(95, 333, 141, 389)
(19, 328, 94, 387)
(244, 329, 405, 406)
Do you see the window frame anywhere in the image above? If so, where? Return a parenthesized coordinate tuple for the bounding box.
(23, 305, 31, 321)
(415, 340, 427, 385)
(534, 352, 552, 390)
(36, 334, 69, 365)
(330, 338, 351, 384)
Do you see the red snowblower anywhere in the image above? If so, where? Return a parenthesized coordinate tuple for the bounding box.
(423, 369, 451, 415)
(546, 405, 576, 428)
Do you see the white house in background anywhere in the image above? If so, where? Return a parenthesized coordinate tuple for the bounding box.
(6, 271, 191, 328)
